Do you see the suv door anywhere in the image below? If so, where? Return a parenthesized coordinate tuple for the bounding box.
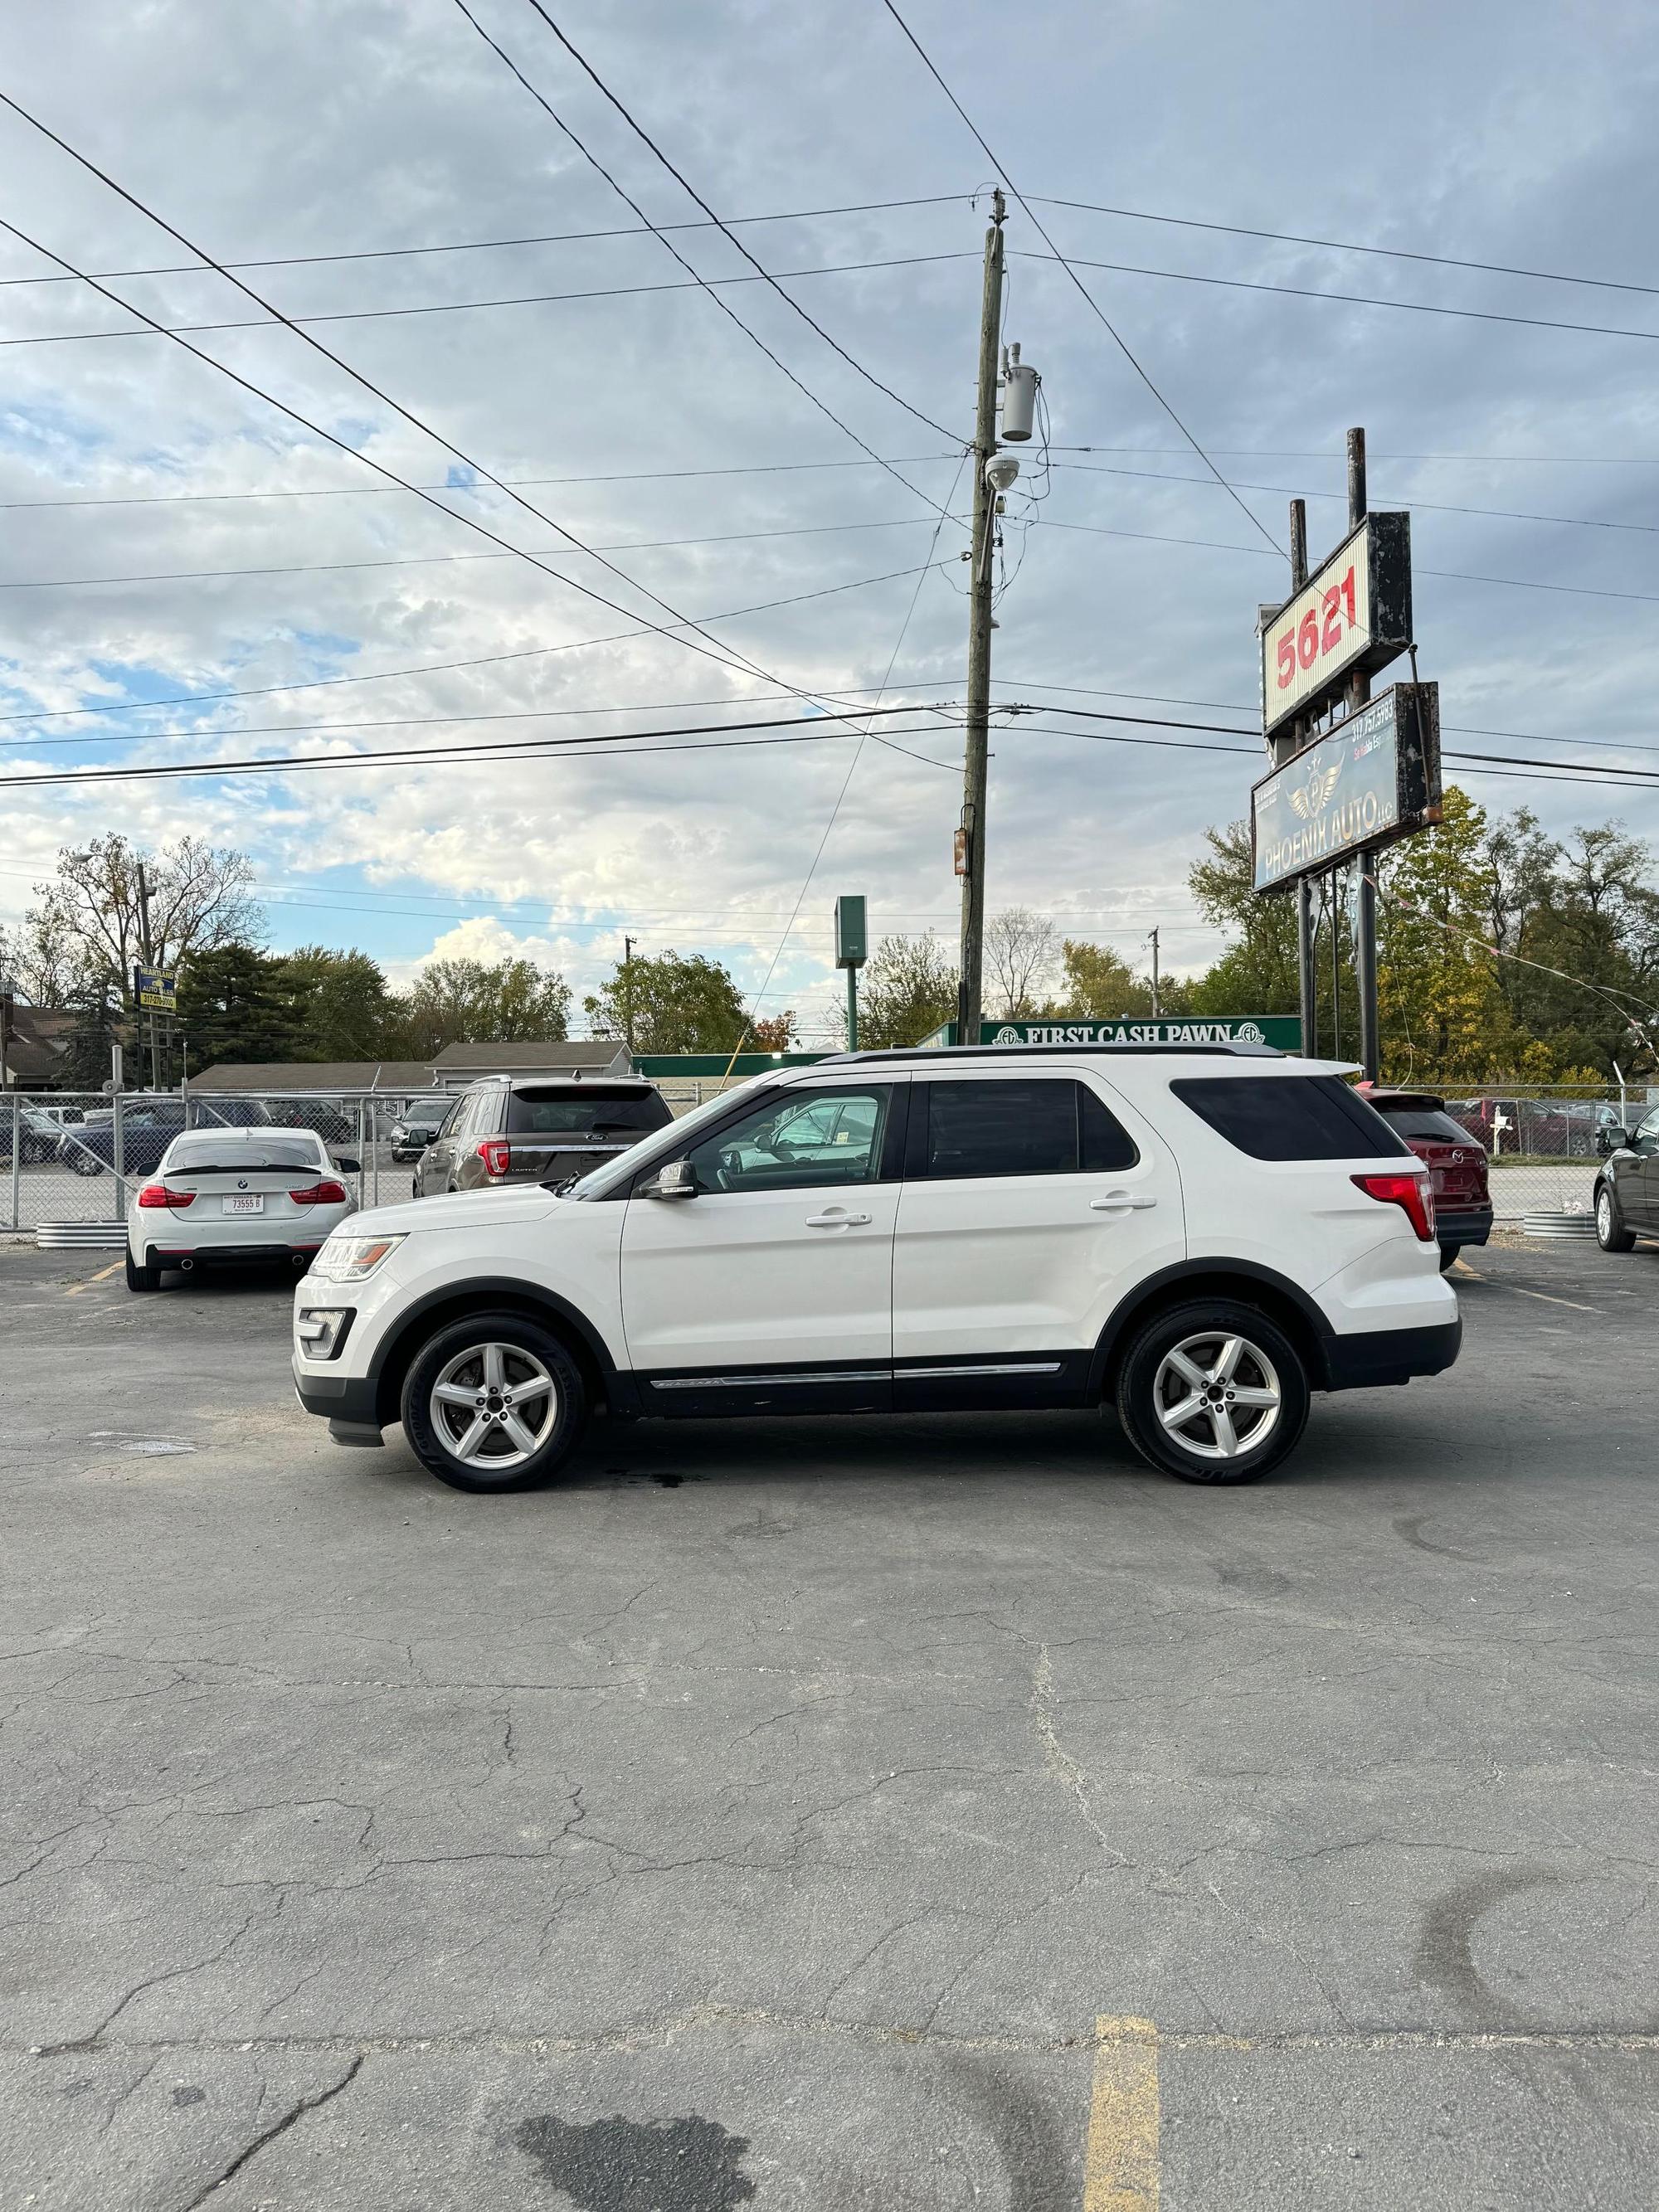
(891, 1072, 1184, 1407)
(620, 1082, 903, 1413)
(417, 1094, 471, 1196)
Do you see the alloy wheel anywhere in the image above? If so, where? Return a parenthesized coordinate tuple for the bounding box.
(429, 1341, 557, 1469)
(1152, 1330, 1282, 1461)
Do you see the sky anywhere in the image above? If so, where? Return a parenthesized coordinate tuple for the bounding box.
(1, 0, 1656, 1043)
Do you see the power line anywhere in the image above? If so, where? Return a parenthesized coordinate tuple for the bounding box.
(453, 0, 961, 538)
(1029, 193, 1659, 303)
(0, 513, 966, 596)
(0, 91, 937, 747)
(0, 450, 965, 513)
(1014, 246, 1659, 349)
(0, 249, 980, 349)
(502, 0, 963, 445)
(1050, 457, 1659, 537)
(0, 706, 970, 791)
(0, 562, 950, 727)
(878, 0, 1282, 559)
(0, 193, 975, 288)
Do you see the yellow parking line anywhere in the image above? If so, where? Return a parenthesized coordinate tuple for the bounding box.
(63, 1260, 123, 1296)
(1083, 2016, 1159, 2211)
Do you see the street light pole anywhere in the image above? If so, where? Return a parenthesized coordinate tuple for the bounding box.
(956, 187, 1006, 1047)
(1348, 426, 1381, 1082)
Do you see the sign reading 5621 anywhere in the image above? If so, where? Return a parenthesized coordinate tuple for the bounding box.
(1258, 512, 1413, 737)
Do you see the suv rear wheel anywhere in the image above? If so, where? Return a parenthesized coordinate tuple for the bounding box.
(1115, 1300, 1309, 1484)
(401, 1313, 587, 1494)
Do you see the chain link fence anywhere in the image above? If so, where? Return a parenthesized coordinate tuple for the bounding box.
(5, 1075, 1654, 1232)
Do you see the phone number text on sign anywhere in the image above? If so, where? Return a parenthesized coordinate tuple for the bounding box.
(1258, 513, 1412, 738)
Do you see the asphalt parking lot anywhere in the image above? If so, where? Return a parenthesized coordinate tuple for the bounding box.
(1, 1236, 1654, 2210)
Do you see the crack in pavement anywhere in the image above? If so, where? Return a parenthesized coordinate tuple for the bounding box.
(176, 2052, 364, 2211)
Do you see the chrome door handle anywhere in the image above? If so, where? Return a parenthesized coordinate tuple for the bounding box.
(805, 1209, 871, 1228)
(1091, 1192, 1157, 1212)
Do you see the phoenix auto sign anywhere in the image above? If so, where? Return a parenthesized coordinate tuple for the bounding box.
(1252, 683, 1442, 893)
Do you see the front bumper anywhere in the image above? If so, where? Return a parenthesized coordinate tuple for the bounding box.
(292, 1358, 382, 1428)
(1323, 1313, 1462, 1391)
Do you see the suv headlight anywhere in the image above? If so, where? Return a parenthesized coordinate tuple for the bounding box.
(309, 1232, 405, 1282)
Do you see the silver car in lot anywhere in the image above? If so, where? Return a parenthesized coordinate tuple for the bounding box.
(126, 1127, 358, 1291)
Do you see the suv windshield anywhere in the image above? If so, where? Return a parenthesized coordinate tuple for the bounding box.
(507, 1087, 669, 1135)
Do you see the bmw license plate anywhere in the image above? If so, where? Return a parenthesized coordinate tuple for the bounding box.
(222, 1193, 265, 1214)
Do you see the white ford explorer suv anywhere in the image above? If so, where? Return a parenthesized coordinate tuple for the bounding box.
(292, 1044, 1460, 1494)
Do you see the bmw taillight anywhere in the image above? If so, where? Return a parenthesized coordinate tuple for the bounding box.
(1352, 1170, 1436, 1242)
(137, 1184, 194, 1209)
(477, 1139, 511, 1179)
(289, 1179, 348, 1206)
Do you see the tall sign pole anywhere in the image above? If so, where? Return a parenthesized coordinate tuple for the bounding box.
(1285, 499, 1318, 1054)
(956, 188, 1006, 1046)
(1347, 428, 1380, 1082)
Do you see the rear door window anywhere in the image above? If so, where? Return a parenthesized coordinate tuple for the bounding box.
(916, 1079, 1138, 1179)
(507, 1087, 670, 1135)
(1170, 1076, 1411, 1160)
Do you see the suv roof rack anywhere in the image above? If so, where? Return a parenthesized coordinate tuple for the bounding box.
(816, 1040, 1288, 1066)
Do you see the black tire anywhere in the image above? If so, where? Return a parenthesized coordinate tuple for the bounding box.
(1595, 1183, 1637, 1253)
(401, 1311, 587, 1494)
(124, 1247, 160, 1293)
(1438, 1242, 1461, 1272)
(1114, 1298, 1310, 1485)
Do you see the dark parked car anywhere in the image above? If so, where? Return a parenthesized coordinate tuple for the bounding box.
(0, 1106, 65, 1166)
(63, 1096, 270, 1176)
(1593, 1105, 1659, 1251)
(412, 1077, 674, 1196)
(390, 1107, 450, 1162)
(1360, 1087, 1492, 1270)
(266, 1100, 358, 1148)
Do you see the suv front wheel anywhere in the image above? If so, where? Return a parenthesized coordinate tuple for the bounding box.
(1114, 1300, 1309, 1484)
(401, 1313, 587, 1493)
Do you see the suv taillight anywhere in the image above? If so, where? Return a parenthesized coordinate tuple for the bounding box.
(1352, 1170, 1435, 1242)
(289, 1179, 348, 1206)
(477, 1138, 511, 1179)
(136, 1184, 194, 1209)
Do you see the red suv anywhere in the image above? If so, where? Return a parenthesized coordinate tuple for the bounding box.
(1359, 1087, 1492, 1271)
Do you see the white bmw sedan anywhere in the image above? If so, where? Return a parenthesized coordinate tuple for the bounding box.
(126, 1126, 358, 1291)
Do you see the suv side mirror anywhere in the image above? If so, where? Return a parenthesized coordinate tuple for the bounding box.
(1597, 1126, 1629, 1155)
(645, 1159, 696, 1200)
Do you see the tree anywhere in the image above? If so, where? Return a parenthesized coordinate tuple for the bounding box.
(0, 911, 85, 1004)
(56, 978, 124, 1092)
(984, 907, 1058, 1018)
(856, 932, 957, 1048)
(399, 958, 572, 1055)
(751, 1012, 796, 1050)
(278, 946, 400, 1061)
(27, 834, 260, 1003)
(584, 950, 748, 1053)
(1187, 820, 1305, 1021)
(1053, 941, 1152, 1018)
(175, 945, 297, 1070)
(1377, 785, 1507, 1082)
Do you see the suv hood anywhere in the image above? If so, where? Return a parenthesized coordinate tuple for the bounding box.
(343, 1187, 561, 1238)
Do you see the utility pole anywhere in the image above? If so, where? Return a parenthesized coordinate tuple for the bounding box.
(135, 859, 158, 1092)
(1148, 927, 1160, 1018)
(621, 935, 637, 1057)
(1349, 427, 1380, 1082)
(956, 187, 1006, 1046)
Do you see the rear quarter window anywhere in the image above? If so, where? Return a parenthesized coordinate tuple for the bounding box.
(1170, 1076, 1412, 1161)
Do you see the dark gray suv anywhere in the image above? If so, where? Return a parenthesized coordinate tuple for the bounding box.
(412, 1077, 674, 1198)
